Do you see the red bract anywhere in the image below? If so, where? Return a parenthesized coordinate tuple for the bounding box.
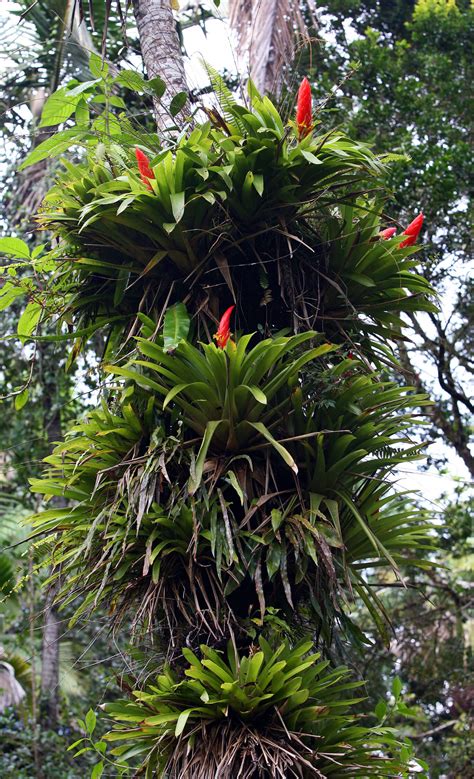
(296, 77, 312, 140)
(399, 213, 424, 248)
(135, 147, 155, 191)
(379, 227, 397, 240)
(214, 305, 235, 349)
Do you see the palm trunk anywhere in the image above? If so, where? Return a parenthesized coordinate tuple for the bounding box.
(133, 0, 189, 130)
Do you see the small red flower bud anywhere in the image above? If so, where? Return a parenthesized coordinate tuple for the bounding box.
(135, 147, 155, 190)
(379, 227, 397, 240)
(296, 77, 313, 140)
(399, 213, 424, 248)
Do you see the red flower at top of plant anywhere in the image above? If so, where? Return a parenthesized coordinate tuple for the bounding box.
(399, 212, 424, 248)
(214, 305, 235, 349)
(296, 77, 313, 140)
(135, 147, 155, 190)
(379, 227, 397, 240)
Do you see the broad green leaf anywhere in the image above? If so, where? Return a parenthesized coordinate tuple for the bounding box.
(0, 237, 30, 259)
(19, 128, 86, 169)
(169, 91, 188, 117)
(89, 53, 109, 79)
(18, 301, 42, 340)
(91, 761, 104, 779)
(115, 70, 146, 92)
(75, 98, 90, 126)
(242, 385, 267, 405)
(392, 676, 402, 699)
(39, 87, 80, 127)
(67, 79, 100, 97)
(0, 282, 24, 311)
(148, 77, 166, 98)
(15, 388, 29, 411)
(163, 303, 190, 352)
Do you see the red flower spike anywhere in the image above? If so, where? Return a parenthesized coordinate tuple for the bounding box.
(379, 227, 397, 240)
(399, 212, 424, 248)
(135, 147, 155, 191)
(214, 305, 235, 349)
(296, 77, 313, 140)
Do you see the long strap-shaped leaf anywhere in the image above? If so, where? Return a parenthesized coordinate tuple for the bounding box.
(246, 422, 297, 473)
(188, 420, 224, 494)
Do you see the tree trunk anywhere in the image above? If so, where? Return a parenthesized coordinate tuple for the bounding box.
(133, 0, 189, 130)
(39, 581, 61, 729)
(39, 345, 64, 730)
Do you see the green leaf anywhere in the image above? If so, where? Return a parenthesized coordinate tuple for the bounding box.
(301, 150, 324, 164)
(115, 70, 146, 92)
(39, 87, 79, 127)
(170, 191, 185, 222)
(392, 676, 402, 699)
(75, 98, 90, 126)
(17, 301, 42, 340)
(175, 708, 193, 736)
(163, 303, 190, 352)
(242, 385, 267, 405)
(19, 128, 86, 169)
(67, 79, 100, 97)
(91, 761, 104, 779)
(189, 420, 223, 494)
(148, 77, 166, 99)
(15, 389, 29, 411)
(0, 282, 24, 311)
(252, 173, 264, 195)
(169, 91, 188, 117)
(247, 422, 297, 473)
(225, 470, 244, 505)
(85, 709, 97, 735)
(89, 53, 109, 79)
(0, 237, 30, 259)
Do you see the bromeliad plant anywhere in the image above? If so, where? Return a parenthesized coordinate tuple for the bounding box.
(99, 638, 416, 778)
(8, 66, 438, 777)
(107, 328, 335, 492)
(6, 69, 434, 358)
(29, 317, 434, 650)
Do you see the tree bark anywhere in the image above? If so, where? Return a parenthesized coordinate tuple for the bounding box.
(132, 0, 189, 130)
(39, 345, 64, 730)
(40, 581, 61, 729)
